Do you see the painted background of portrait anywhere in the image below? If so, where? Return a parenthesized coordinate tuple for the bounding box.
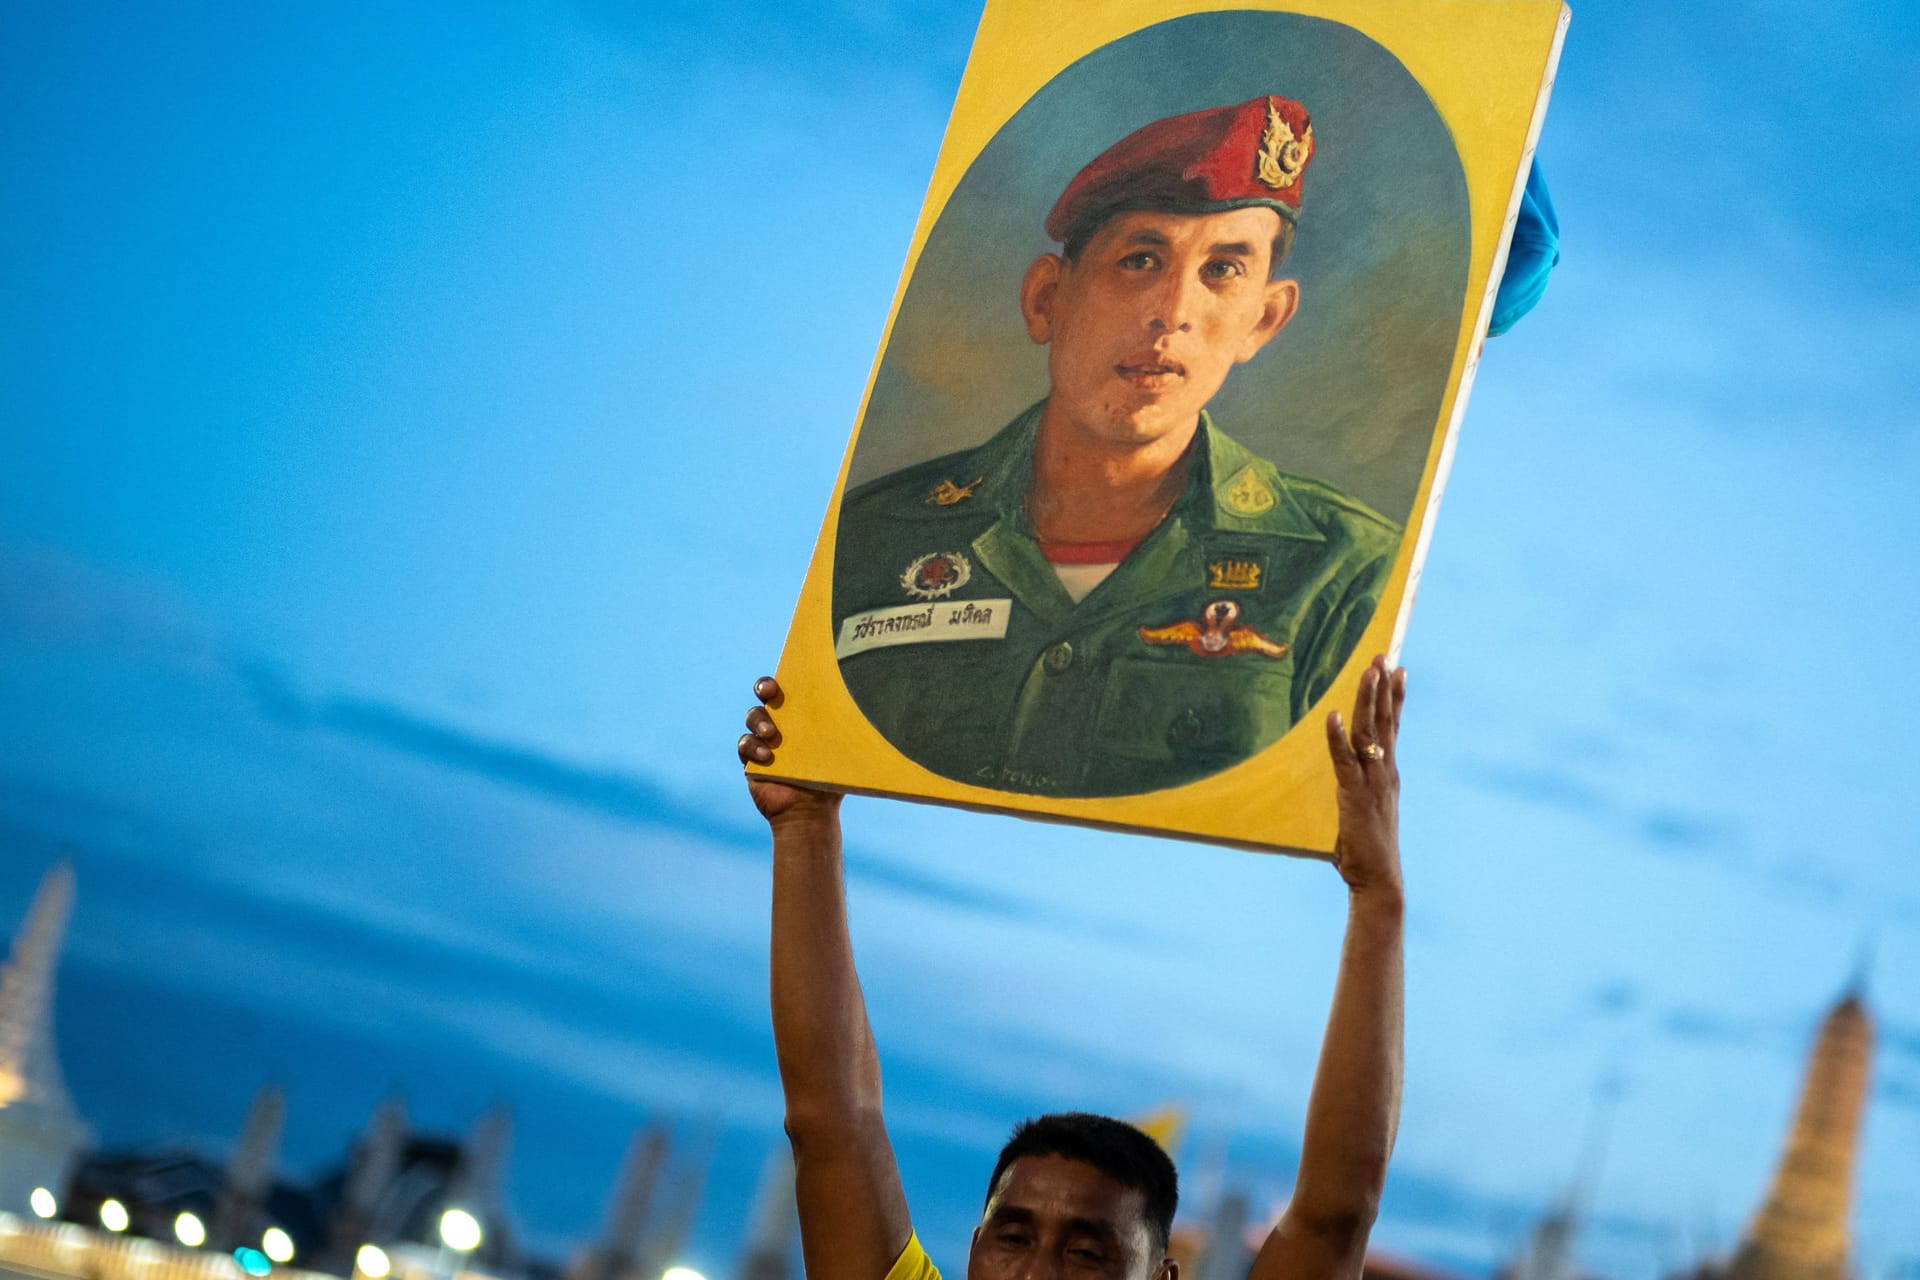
(845, 10, 1470, 530)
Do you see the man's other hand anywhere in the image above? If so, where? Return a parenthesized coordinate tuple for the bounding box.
(1323, 655, 1406, 898)
(738, 676, 844, 825)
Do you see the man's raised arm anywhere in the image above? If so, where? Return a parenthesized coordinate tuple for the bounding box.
(739, 677, 913, 1279)
(1253, 656, 1408, 1280)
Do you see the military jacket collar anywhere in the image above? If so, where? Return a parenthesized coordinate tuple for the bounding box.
(906, 402, 1327, 629)
(938, 401, 1328, 541)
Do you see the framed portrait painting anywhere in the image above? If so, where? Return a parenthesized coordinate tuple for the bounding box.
(756, 0, 1569, 855)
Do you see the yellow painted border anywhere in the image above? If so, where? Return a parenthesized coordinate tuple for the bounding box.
(761, 0, 1570, 856)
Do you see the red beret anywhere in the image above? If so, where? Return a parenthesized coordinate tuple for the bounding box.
(1045, 95, 1315, 246)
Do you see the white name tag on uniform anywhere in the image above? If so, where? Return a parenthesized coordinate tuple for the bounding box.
(835, 598, 1012, 659)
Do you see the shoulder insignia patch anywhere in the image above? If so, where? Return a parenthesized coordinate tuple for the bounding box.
(1222, 464, 1277, 516)
(927, 476, 984, 507)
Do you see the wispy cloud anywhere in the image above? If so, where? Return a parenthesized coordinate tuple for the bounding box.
(1586, 980, 1642, 1018)
(0, 542, 1048, 926)
(233, 665, 1054, 924)
(1455, 755, 1747, 866)
(0, 543, 213, 665)
(1877, 1078, 1920, 1112)
(1655, 1006, 1781, 1051)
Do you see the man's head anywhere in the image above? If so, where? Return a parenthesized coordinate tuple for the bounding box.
(1020, 96, 1316, 451)
(968, 1113, 1179, 1280)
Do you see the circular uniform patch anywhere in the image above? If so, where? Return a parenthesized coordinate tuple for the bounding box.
(900, 550, 972, 600)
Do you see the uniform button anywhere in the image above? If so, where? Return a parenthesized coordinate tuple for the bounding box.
(1043, 641, 1074, 673)
(1167, 709, 1204, 750)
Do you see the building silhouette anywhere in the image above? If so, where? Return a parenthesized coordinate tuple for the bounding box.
(68, 1095, 533, 1277)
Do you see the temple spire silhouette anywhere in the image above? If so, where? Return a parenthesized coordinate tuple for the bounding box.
(213, 1082, 286, 1250)
(736, 1147, 798, 1280)
(1727, 979, 1874, 1280)
(0, 862, 91, 1214)
(571, 1124, 668, 1280)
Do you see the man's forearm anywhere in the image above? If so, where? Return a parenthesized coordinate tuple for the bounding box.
(1290, 885, 1404, 1229)
(743, 688, 911, 1279)
(768, 810, 886, 1131)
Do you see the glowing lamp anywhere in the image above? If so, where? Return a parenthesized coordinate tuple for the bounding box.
(438, 1208, 482, 1253)
(262, 1227, 295, 1263)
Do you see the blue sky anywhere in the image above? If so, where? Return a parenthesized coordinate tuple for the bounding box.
(3, 2, 1918, 1278)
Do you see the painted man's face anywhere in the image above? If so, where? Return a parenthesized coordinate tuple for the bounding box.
(1021, 206, 1300, 449)
(967, 1155, 1170, 1280)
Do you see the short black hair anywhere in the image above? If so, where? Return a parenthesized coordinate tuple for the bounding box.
(984, 1112, 1179, 1253)
(1060, 205, 1296, 278)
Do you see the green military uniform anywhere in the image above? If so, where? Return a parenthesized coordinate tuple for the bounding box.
(831, 403, 1400, 798)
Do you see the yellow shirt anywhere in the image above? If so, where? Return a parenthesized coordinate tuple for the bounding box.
(885, 1234, 942, 1280)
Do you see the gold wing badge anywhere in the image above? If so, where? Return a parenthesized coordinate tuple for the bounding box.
(1139, 599, 1288, 659)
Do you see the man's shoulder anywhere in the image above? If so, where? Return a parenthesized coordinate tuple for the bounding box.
(1272, 469, 1402, 541)
(1203, 424, 1402, 549)
(884, 1234, 942, 1280)
(841, 442, 1004, 527)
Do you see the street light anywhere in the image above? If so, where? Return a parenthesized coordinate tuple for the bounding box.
(355, 1244, 392, 1278)
(438, 1209, 482, 1254)
(662, 1269, 708, 1280)
(174, 1213, 207, 1247)
(28, 1189, 56, 1220)
(99, 1199, 130, 1233)
(262, 1227, 295, 1264)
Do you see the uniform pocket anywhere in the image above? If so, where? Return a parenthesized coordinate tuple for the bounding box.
(1091, 655, 1297, 770)
(837, 632, 1024, 783)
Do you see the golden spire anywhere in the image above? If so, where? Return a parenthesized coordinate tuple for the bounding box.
(1728, 982, 1874, 1280)
(0, 861, 92, 1215)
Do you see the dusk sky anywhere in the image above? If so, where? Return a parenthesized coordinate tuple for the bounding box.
(3, 3, 1917, 1279)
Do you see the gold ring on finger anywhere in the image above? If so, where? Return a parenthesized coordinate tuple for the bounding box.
(1358, 742, 1385, 762)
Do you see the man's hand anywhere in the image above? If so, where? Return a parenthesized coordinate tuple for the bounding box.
(738, 676, 843, 826)
(1323, 654, 1406, 898)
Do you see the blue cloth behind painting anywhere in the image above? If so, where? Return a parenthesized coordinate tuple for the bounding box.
(1489, 159, 1559, 336)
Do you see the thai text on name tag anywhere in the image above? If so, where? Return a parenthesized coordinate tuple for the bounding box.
(835, 598, 1012, 659)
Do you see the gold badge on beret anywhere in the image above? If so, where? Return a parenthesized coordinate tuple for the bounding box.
(1255, 99, 1313, 191)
